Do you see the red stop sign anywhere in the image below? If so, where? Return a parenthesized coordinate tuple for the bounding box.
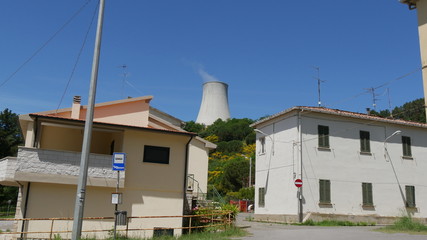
(294, 179, 303, 188)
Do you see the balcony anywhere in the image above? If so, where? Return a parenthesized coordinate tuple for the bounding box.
(0, 147, 124, 188)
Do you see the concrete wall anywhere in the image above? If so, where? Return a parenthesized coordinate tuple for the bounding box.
(188, 138, 210, 194)
(254, 114, 299, 215)
(39, 125, 123, 155)
(255, 111, 427, 221)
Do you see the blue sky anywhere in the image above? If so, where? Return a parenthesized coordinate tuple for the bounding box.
(0, 0, 423, 121)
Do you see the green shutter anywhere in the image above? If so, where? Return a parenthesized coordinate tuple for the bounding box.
(405, 186, 415, 208)
(402, 136, 412, 157)
(258, 188, 265, 207)
(362, 183, 373, 206)
(319, 179, 331, 203)
(360, 131, 370, 153)
(318, 125, 330, 148)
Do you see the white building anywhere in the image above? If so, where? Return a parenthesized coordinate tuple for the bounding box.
(251, 106, 427, 224)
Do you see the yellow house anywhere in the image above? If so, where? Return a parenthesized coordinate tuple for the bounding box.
(0, 96, 215, 239)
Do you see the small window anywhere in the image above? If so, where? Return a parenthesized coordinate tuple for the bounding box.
(405, 185, 416, 208)
(360, 131, 370, 153)
(318, 125, 330, 148)
(402, 136, 412, 157)
(260, 137, 266, 154)
(153, 228, 174, 237)
(143, 145, 170, 164)
(319, 179, 331, 204)
(258, 187, 266, 207)
(362, 182, 373, 206)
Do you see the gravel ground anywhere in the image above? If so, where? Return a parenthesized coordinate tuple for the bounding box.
(235, 213, 427, 240)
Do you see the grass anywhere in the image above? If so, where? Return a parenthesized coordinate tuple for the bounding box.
(296, 219, 376, 227)
(377, 216, 427, 235)
(78, 226, 247, 240)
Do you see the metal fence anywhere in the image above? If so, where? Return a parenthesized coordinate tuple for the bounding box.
(0, 211, 233, 239)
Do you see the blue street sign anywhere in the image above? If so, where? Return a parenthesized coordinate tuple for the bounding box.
(112, 152, 126, 171)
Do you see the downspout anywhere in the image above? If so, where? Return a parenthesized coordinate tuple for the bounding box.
(182, 136, 194, 228)
(298, 110, 304, 223)
(20, 182, 31, 240)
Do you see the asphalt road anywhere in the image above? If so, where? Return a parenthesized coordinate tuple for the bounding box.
(236, 213, 427, 240)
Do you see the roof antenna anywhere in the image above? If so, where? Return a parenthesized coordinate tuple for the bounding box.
(365, 87, 380, 110)
(118, 64, 128, 99)
(387, 88, 393, 118)
(313, 66, 325, 107)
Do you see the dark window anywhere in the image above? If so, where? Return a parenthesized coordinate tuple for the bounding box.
(143, 145, 170, 164)
(318, 125, 330, 148)
(405, 185, 416, 208)
(319, 179, 331, 203)
(260, 137, 265, 154)
(153, 228, 174, 237)
(258, 187, 265, 207)
(362, 182, 373, 206)
(402, 136, 412, 157)
(360, 131, 370, 153)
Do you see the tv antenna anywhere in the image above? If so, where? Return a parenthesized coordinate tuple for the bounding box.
(365, 87, 380, 110)
(313, 66, 325, 107)
(118, 64, 128, 98)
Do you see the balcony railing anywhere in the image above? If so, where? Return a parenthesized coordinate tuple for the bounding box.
(7, 147, 125, 187)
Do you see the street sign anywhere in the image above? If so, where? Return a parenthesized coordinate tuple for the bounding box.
(294, 178, 303, 188)
(112, 152, 126, 171)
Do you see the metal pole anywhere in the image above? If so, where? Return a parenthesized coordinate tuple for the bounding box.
(71, 0, 106, 239)
(113, 171, 119, 240)
(298, 111, 303, 223)
(249, 157, 252, 187)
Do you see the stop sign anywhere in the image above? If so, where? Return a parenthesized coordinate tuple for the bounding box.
(294, 179, 303, 188)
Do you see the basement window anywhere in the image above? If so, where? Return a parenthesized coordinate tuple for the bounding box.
(143, 145, 170, 164)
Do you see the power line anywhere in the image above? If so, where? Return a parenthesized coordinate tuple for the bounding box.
(55, 1, 99, 114)
(0, 0, 94, 89)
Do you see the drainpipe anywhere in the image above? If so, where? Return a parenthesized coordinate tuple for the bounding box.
(20, 182, 31, 240)
(298, 110, 303, 223)
(182, 136, 194, 229)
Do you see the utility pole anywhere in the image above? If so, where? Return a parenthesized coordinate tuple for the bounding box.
(71, 0, 106, 239)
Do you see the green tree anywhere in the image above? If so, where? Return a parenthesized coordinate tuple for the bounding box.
(220, 157, 249, 193)
(0, 108, 22, 208)
(182, 121, 205, 133)
(370, 98, 426, 123)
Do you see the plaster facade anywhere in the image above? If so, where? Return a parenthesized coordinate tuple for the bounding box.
(252, 107, 427, 223)
(0, 96, 214, 239)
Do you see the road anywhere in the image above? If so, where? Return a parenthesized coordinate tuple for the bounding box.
(236, 213, 427, 240)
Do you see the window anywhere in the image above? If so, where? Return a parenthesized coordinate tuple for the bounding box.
(319, 179, 331, 204)
(153, 228, 174, 237)
(258, 187, 266, 207)
(362, 182, 373, 206)
(143, 145, 170, 164)
(405, 185, 416, 208)
(402, 136, 412, 157)
(260, 137, 266, 154)
(360, 131, 370, 153)
(318, 125, 330, 148)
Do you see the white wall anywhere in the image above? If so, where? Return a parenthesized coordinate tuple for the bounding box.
(255, 111, 427, 219)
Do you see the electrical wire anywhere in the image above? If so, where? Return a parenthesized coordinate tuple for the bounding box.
(55, 0, 99, 114)
(325, 67, 422, 109)
(0, 0, 94, 89)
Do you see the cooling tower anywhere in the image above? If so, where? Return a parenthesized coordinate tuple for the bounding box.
(196, 81, 231, 125)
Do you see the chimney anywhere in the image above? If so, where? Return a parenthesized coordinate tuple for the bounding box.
(71, 96, 81, 119)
